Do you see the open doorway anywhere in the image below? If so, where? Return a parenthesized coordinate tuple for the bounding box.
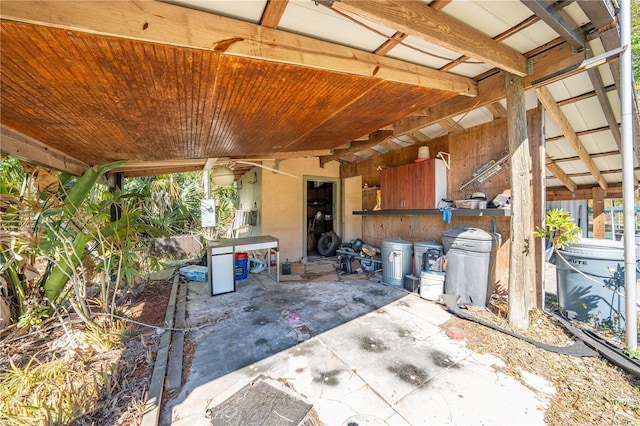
(304, 177, 340, 258)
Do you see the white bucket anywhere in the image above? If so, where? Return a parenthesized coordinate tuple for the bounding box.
(420, 271, 445, 301)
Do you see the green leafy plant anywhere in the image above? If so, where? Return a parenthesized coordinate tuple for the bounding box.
(533, 208, 581, 250)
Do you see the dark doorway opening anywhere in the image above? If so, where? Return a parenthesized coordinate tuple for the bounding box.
(306, 180, 335, 257)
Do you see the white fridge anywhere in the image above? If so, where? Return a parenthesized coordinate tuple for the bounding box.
(209, 245, 235, 296)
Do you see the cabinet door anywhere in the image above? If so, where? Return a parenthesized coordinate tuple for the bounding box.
(381, 163, 413, 209)
(381, 160, 438, 209)
(381, 166, 398, 209)
(408, 160, 436, 209)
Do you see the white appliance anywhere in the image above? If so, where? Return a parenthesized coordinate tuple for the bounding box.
(209, 245, 235, 295)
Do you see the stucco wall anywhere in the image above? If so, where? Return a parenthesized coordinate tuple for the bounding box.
(343, 176, 363, 242)
(260, 158, 339, 262)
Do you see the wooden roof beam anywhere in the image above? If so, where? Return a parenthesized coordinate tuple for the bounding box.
(545, 157, 577, 193)
(546, 126, 611, 143)
(394, 40, 585, 136)
(579, 0, 640, 165)
(260, 0, 289, 28)
(1, 125, 89, 176)
(372, 0, 449, 56)
(536, 86, 608, 190)
(485, 102, 508, 119)
(547, 183, 627, 201)
(330, 0, 528, 76)
(319, 130, 393, 166)
(440, 15, 540, 73)
(586, 67, 621, 151)
(0, 1, 476, 97)
(522, 0, 585, 50)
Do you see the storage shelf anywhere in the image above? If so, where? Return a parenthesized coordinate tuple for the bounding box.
(352, 208, 510, 217)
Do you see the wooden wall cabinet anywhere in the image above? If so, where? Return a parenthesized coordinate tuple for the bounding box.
(380, 159, 446, 209)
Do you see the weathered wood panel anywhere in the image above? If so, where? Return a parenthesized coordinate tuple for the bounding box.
(0, 21, 456, 167)
(353, 109, 543, 301)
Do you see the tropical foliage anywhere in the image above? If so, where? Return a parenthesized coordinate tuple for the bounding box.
(534, 209, 582, 250)
(0, 158, 154, 327)
(0, 158, 238, 330)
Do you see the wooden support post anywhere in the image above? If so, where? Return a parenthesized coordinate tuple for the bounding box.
(592, 186, 605, 239)
(529, 105, 545, 309)
(506, 72, 532, 329)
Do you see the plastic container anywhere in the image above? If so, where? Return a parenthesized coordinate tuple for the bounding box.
(420, 270, 445, 301)
(555, 238, 636, 331)
(414, 241, 444, 273)
(381, 239, 413, 287)
(179, 265, 208, 282)
(442, 227, 501, 306)
(234, 252, 249, 280)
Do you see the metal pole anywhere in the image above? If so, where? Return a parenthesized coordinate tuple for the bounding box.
(620, 0, 637, 349)
(203, 170, 210, 199)
(611, 199, 616, 240)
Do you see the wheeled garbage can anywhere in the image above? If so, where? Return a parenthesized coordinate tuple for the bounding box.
(442, 227, 501, 306)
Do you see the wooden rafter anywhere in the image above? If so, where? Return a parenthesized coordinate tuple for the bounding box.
(565, 167, 640, 179)
(372, 0, 449, 56)
(557, 85, 615, 107)
(545, 158, 577, 192)
(578, 0, 640, 165)
(485, 102, 507, 119)
(427, 0, 453, 11)
(547, 126, 611, 143)
(405, 131, 429, 144)
(0, 0, 476, 96)
(438, 118, 464, 133)
(547, 184, 627, 201)
(586, 67, 621, 150)
(550, 149, 618, 162)
(330, 0, 528, 76)
(440, 15, 540, 73)
(522, 0, 585, 50)
(536, 86, 608, 190)
(1, 125, 88, 176)
(394, 41, 584, 136)
(373, 31, 408, 55)
(319, 130, 393, 166)
(260, 0, 289, 28)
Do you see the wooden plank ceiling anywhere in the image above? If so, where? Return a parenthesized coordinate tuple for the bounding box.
(0, 0, 635, 193)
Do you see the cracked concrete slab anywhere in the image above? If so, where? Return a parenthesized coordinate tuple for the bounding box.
(162, 272, 550, 425)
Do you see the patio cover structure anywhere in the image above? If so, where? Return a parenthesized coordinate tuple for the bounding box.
(1, 1, 638, 334)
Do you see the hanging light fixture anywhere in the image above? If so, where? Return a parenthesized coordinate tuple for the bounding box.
(212, 166, 235, 187)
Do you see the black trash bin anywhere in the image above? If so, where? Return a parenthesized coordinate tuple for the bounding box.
(442, 227, 501, 306)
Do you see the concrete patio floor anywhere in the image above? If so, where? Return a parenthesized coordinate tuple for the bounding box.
(161, 265, 553, 425)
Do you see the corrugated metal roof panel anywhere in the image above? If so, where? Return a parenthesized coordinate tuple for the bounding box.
(418, 124, 447, 139)
(166, 0, 266, 23)
(278, 1, 392, 51)
(443, 1, 532, 38)
(386, 35, 461, 69)
(455, 109, 493, 129)
(562, 2, 590, 27)
(543, 118, 564, 139)
(546, 139, 578, 159)
(553, 73, 595, 99)
(606, 90, 622, 121)
(502, 21, 559, 52)
(446, 62, 494, 78)
(564, 98, 608, 132)
(580, 131, 618, 154)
